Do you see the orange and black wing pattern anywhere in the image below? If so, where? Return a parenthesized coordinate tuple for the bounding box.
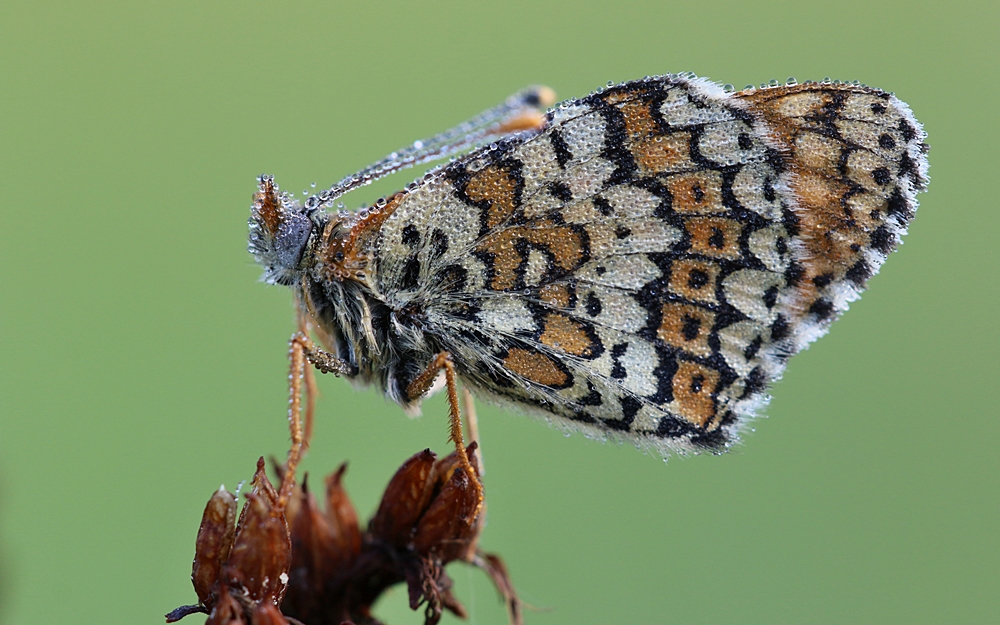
(371, 75, 928, 455)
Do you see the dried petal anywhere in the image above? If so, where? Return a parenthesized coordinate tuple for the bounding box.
(405, 558, 455, 625)
(237, 458, 280, 530)
(226, 491, 291, 605)
(192, 486, 237, 604)
(369, 449, 437, 547)
(326, 463, 361, 559)
(411, 465, 480, 559)
(475, 552, 523, 625)
(284, 476, 342, 617)
(440, 586, 468, 619)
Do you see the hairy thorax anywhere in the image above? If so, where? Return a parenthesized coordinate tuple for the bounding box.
(301, 192, 434, 409)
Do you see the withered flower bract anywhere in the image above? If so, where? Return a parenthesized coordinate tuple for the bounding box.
(169, 444, 521, 625)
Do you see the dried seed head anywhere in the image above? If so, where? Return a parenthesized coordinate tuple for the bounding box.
(172, 444, 519, 625)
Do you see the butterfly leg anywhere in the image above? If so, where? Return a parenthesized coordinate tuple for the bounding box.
(406, 352, 484, 514)
(277, 331, 353, 507)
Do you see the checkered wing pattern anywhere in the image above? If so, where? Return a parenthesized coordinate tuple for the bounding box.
(371, 75, 927, 455)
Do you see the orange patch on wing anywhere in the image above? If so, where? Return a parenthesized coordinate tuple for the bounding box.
(603, 88, 653, 105)
(667, 171, 725, 214)
(671, 361, 720, 427)
(538, 283, 572, 308)
(668, 259, 720, 304)
(504, 347, 570, 388)
(791, 171, 849, 218)
(477, 221, 586, 291)
(465, 164, 519, 229)
(632, 132, 693, 175)
(738, 84, 888, 320)
(657, 302, 714, 357)
(845, 191, 889, 231)
(620, 100, 659, 138)
(685, 217, 743, 260)
(540, 314, 597, 357)
(793, 132, 843, 175)
(736, 85, 835, 146)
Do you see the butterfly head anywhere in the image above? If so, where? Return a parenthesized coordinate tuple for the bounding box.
(248, 175, 319, 286)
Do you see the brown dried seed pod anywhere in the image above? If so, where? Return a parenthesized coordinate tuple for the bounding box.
(192, 486, 237, 605)
(224, 462, 291, 606)
(411, 463, 480, 560)
(369, 449, 437, 548)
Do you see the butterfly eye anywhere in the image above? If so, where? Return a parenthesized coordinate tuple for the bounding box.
(274, 212, 312, 269)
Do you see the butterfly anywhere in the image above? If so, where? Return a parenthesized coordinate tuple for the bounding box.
(248, 74, 928, 489)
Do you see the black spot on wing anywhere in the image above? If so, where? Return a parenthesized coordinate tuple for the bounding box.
(870, 225, 895, 255)
(429, 229, 449, 262)
(585, 292, 603, 317)
(770, 314, 790, 342)
(610, 342, 628, 380)
(845, 259, 872, 287)
(438, 264, 468, 293)
(401, 224, 420, 248)
(808, 297, 834, 320)
(400, 256, 420, 291)
(548, 181, 573, 202)
(577, 380, 603, 407)
(593, 196, 614, 217)
(548, 128, 573, 169)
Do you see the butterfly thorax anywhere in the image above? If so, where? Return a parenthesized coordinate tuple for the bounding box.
(250, 178, 434, 408)
(305, 193, 438, 406)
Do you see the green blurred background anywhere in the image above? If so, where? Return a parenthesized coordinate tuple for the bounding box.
(1, 1, 997, 623)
